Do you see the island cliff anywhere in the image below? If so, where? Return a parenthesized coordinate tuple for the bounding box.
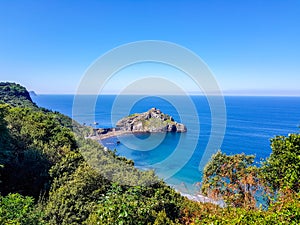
(116, 108, 187, 133)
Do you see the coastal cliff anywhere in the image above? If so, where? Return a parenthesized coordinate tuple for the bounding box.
(116, 108, 187, 133)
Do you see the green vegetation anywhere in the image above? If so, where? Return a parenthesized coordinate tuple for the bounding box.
(0, 193, 43, 224)
(0, 82, 37, 108)
(128, 113, 138, 118)
(0, 82, 299, 224)
(180, 192, 300, 224)
(0, 105, 77, 198)
(261, 134, 300, 193)
(0, 83, 183, 224)
(86, 183, 182, 225)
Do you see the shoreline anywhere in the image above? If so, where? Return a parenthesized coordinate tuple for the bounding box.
(180, 192, 225, 206)
(88, 131, 223, 206)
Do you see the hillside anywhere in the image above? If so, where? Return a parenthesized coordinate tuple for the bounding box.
(0, 82, 184, 224)
(0, 82, 37, 108)
(0, 82, 299, 224)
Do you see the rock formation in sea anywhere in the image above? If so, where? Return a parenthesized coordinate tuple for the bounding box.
(116, 108, 187, 133)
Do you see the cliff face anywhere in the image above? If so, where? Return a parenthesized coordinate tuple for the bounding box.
(116, 108, 187, 133)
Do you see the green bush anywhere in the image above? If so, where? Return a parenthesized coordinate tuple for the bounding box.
(85, 184, 182, 225)
(44, 162, 109, 225)
(0, 193, 43, 224)
(261, 134, 300, 193)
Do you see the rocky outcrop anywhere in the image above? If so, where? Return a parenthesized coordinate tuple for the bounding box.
(116, 108, 187, 133)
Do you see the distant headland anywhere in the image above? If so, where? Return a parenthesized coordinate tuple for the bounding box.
(29, 91, 37, 97)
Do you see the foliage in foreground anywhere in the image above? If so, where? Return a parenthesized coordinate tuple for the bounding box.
(261, 133, 300, 193)
(86, 183, 182, 225)
(0, 82, 183, 224)
(180, 191, 300, 224)
(0, 193, 43, 224)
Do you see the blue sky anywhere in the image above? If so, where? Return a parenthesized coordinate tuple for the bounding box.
(0, 0, 299, 95)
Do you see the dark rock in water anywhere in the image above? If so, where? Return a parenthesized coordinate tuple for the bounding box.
(116, 108, 187, 133)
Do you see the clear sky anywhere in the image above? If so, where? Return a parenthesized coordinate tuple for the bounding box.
(0, 0, 299, 95)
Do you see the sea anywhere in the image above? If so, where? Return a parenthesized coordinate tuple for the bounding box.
(32, 95, 300, 195)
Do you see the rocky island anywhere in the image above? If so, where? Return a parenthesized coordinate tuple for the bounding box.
(93, 108, 187, 140)
(116, 108, 187, 133)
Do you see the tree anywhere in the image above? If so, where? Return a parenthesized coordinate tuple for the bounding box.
(201, 150, 261, 208)
(261, 133, 300, 193)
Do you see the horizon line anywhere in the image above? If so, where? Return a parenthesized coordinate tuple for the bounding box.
(31, 93, 300, 97)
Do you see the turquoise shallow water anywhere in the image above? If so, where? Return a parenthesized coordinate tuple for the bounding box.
(32, 95, 300, 194)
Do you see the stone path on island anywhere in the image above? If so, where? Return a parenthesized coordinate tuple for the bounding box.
(88, 130, 133, 140)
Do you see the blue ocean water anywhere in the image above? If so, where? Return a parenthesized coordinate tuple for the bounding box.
(32, 95, 300, 194)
